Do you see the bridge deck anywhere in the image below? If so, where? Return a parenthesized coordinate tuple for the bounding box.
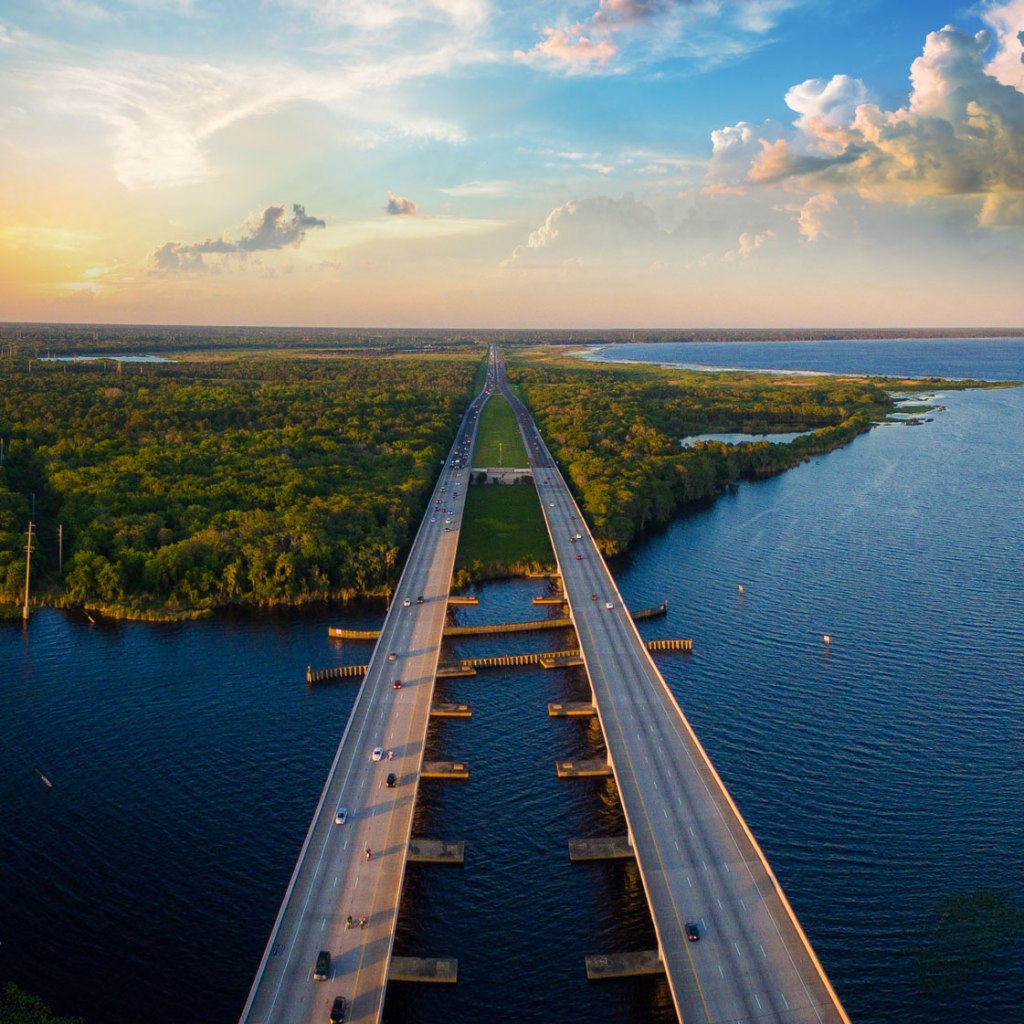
(238, 353, 496, 1024)
(498, 352, 850, 1024)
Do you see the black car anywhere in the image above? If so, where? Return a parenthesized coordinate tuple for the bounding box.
(386, 773, 397, 788)
(313, 949, 331, 980)
(685, 923, 700, 942)
(329, 995, 347, 1023)
(416, 595, 424, 604)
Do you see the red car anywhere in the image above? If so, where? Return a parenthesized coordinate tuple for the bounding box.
(392, 679, 402, 690)
(575, 554, 583, 560)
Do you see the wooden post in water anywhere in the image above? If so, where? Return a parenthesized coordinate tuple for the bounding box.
(22, 522, 33, 622)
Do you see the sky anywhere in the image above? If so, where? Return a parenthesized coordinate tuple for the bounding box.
(2, 0, 1024, 328)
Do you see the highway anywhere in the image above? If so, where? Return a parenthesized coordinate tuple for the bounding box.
(496, 352, 850, 1024)
(239, 352, 496, 1024)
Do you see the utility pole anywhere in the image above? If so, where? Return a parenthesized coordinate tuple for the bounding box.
(58, 524, 63, 574)
(22, 522, 34, 622)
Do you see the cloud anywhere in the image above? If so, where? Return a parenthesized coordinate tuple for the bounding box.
(980, 0, 1024, 90)
(385, 192, 418, 215)
(712, 20, 1024, 227)
(439, 180, 511, 197)
(151, 203, 325, 272)
(504, 192, 667, 265)
(794, 192, 837, 241)
(722, 228, 774, 261)
(514, 0, 801, 74)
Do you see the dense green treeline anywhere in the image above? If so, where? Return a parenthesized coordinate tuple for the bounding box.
(0, 355, 479, 616)
(508, 355, 894, 553)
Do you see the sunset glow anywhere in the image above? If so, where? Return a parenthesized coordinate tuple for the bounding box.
(2, 0, 1024, 327)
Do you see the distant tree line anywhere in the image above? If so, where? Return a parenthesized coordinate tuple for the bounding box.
(0, 354, 479, 616)
(508, 358, 894, 553)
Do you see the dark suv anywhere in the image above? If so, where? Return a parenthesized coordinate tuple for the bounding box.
(329, 995, 347, 1022)
(313, 950, 331, 981)
(386, 773, 397, 788)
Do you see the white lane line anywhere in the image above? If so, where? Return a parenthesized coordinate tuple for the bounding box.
(724, 862, 730, 873)
(718, 963, 724, 979)
(733, 941, 741, 958)
(782, 993, 790, 1009)
(687, 874, 693, 888)
(754, 994, 763, 1011)
(674, 840, 679, 851)
(717, 898, 723, 909)
(662, 808, 668, 819)
(739, 897, 746, 911)
(321, 920, 326, 933)
(759, 944, 767, 960)
(653, 779, 659, 791)
(702, 858, 708, 870)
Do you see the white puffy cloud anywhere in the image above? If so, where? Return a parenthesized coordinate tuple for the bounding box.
(151, 202, 325, 272)
(716, 22, 1024, 227)
(980, 0, 1024, 90)
(794, 192, 837, 241)
(386, 192, 418, 215)
(784, 74, 869, 130)
(722, 227, 774, 261)
(505, 192, 666, 265)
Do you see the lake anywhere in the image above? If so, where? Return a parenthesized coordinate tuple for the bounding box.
(2, 338, 1022, 1023)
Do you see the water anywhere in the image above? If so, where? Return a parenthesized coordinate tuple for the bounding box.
(682, 430, 813, 446)
(3, 338, 1023, 1023)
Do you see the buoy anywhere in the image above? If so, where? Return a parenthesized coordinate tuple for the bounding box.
(823, 634, 831, 645)
(738, 584, 744, 594)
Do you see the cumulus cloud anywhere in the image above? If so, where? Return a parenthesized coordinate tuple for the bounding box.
(722, 228, 774, 261)
(385, 192, 418, 215)
(794, 192, 837, 241)
(713, 20, 1024, 227)
(151, 202, 325, 272)
(504, 192, 667, 266)
(980, 0, 1024, 89)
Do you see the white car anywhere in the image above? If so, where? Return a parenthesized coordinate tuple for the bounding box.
(371, 747, 384, 762)
(605, 602, 614, 609)
(334, 807, 348, 825)
(403, 598, 411, 607)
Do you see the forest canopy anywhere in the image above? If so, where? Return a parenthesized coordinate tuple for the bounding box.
(0, 353, 479, 617)
(507, 352, 895, 554)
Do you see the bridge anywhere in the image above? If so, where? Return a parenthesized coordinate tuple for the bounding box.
(240, 347, 850, 1024)
(238, 350, 497, 1024)
(496, 350, 850, 1023)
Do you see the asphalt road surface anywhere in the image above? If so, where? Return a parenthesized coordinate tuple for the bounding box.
(239, 355, 496, 1024)
(496, 352, 850, 1024)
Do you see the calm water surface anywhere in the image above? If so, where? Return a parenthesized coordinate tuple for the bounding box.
(2, 339, 1023, 1024)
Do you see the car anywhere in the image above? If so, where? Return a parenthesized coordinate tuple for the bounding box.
(402, 598, 411, 607)
(313, 950, 331, 981)
(605, 602, 614, 609)
(416, 595, 424, 604)
(386, 773, 397, 788)
(334, 807, 348, 825)
(576, 554, 583, 560)
(575, 533, 582, 540)
(329, 996, 347, 1023)
(371, 747, 384, 762)
(392, 679, 402, 689)
(430, 517, 437, 523)
(387, 651, 397, 661)
(685, 923, 700, 942)
(548, 502, 555, 507)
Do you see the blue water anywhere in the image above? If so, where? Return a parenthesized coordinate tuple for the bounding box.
(3, 338, 1023, 1023)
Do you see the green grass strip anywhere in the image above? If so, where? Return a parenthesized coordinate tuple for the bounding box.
(473, 394, 530, 468)
(455, 481, 554, 573)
